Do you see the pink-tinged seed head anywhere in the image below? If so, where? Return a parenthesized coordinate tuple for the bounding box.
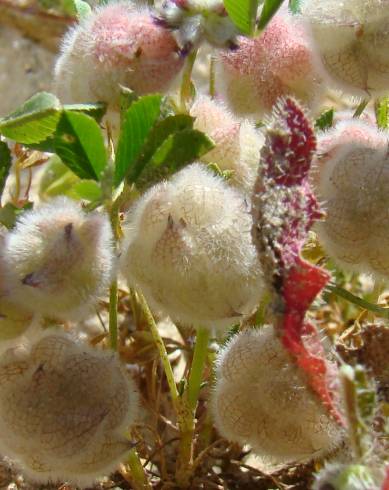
(218, 9, 325, 116)
(54, 3, 184, 107)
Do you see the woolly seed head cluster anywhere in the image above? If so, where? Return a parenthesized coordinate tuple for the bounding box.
(211, 326, 342, 464)
(301, 0, 389, 95)
(3, 197, 114, 320)
(121, 164, 263, 330)
(218, 8, 325, 117)
(54, 2, 184, 107)
(190, 96, 264, 191)
(311, 119, 389, 278)
(0, 331, 138, 486)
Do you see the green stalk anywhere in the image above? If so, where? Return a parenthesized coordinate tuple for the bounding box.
(187, 327, 210, 411)
(180, 49, 198, 112)
(137, 290, 180, 410)
(353, 98, 369, 118)
(176, 327, 210, 487)
(326, 283, 389, 319)
(108, 198, 120, 351)
(109, 281, 118, 350)
(128, 447, 151, 490)
(340, 366, 365, 459)
(209, 55, 216, 99)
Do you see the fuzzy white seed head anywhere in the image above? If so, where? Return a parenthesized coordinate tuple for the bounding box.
(54, 2, 184, 107)
(3, 197, 114, 320)
(211, 326, 342, 464)
(190, 96, 263, 191)
(0, 330, 138, 486)
(312, 463, 384, 490)
(218, 8, 325, 117)
(312, 120, 389, 278)
(301, 0, 389, 95)
(121, 164, 263, 330)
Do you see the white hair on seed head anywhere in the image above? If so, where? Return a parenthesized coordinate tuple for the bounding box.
(311, 119, 389, 279)
(121, 163, 264, 331)
(190, 95, 264, 193)
(2, 197, 114, 320)
(0, 329, 139, 487)
(301, 0, 389, 95)
(211, 326, 343, 465)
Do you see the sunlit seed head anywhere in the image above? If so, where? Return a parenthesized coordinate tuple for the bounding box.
(0, 330, 138, 487)
(190, 96, 263, 191)
(212, 326, 342, 464)
(301, 0, 389, 95)
(311, 120, 389, 278)
(121, 164, 263, 330)
(3, 197, 114, 320)
(54, 2, 184, 107)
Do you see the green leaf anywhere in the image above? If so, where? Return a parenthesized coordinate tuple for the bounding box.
(114, 94, 163, 186)
(0, 202, 33, 230)
(119, 86, 139, 124)
(127, 114, 194, 183)
(137, 129, 214, 188)
(325, 283, 389, 319)
(375, 97, 389, 129)
(69, 180, 102, 201)
(258, 0, 285, 29)
(52, 111, 107, 181)
(39, 156, 80, 199)
(67, 0, 92, 18)
(315, 109, 334, 131)
(353, 98, 369, 118)
(0, 141, 12, 200)
(0, 92, 61, 144)
(63, 102, 107, 123)
(223, 0, 259, 35)
(289, 0, 301, 13)
(151, 129, 214, 166)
